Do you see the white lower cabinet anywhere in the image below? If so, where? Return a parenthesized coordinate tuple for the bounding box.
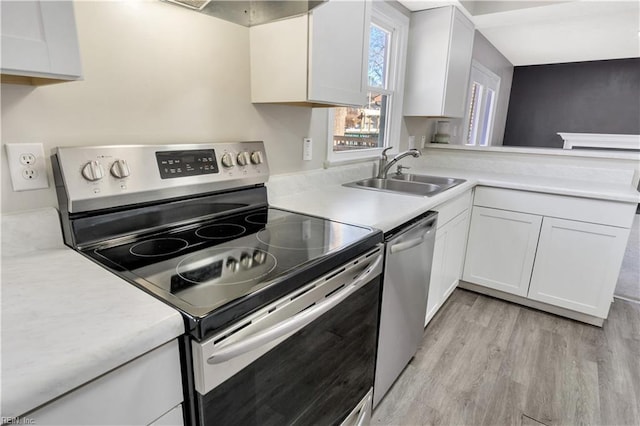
(462, 207, 542, 297)
(425, 190, 472, 326)
(461, 186, 635, 322)
(426, 209, 470, 325)
(528, 217, 630, 318)
(29, 340, 183, 425)
(150, 404, 184, 426)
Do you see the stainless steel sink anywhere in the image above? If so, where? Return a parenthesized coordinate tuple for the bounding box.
(344, 174, 465, 197)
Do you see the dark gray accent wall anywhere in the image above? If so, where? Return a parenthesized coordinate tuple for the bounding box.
(503, 58, 640, 148)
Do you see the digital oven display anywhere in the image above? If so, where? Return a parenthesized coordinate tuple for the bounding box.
(156, 150, 219, 179)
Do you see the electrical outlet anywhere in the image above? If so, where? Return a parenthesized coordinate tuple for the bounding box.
(5, 143, 49, 191)
(303, 137, 312, 161)
(20, 153, 36, 165)
(22, 169, 38, 180)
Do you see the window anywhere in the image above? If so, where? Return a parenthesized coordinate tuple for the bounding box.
(327, 2, 409, 164)
(464, 61, 500, 147)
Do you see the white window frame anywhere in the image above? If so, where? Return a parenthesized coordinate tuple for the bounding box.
(325, 2, 409, 166)
(464, 60, 501, 147)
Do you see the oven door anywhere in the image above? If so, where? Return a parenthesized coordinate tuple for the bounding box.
(191, 247, 383, 426)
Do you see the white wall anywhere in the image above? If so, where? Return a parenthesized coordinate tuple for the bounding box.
(1, 0, 330, 213)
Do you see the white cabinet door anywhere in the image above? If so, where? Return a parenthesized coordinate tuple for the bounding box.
(403, 6, 474, 117)
(308, 0, 368, 106)
(527, 217, 630, 318)
(250, 0, 368, 106)
(425, 209, 470, 326)
(443, 209, 470, 298)
(463, 206, 542, 297)
(426, 228, 446, 325)
(442, 9, 475, 117)
(1, 0, 82, 82)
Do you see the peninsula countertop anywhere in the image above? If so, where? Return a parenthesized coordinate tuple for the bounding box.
(270, 167, 640, 233)
(1, 208, 184, 420)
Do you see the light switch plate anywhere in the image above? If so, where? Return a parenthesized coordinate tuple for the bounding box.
(5, 143, 50, 191)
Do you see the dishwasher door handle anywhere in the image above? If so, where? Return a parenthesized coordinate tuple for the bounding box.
(389, 227, 434, 254)
(207, 254, 383, 365)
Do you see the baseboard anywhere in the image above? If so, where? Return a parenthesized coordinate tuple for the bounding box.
(458, 281, 605, 327)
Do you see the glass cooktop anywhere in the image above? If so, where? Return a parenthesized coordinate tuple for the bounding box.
(92, 207, 375, 316)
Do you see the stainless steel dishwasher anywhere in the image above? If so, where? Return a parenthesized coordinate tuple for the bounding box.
(374, 211, 438, 407)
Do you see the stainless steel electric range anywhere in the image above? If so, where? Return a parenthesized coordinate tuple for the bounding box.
(52, 142, 383, 426)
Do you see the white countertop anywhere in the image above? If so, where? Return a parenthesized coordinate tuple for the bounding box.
(1, 208, 184, 419)
(271, 167, 640, 233)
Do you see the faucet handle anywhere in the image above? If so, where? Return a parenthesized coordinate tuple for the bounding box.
(381, 146, 393, 158)
(395, 165, 410, 176)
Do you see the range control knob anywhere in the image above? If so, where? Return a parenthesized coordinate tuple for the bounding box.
(226, 257, 239, 273)
(221, 153, 235, 168)
(253, 250, 267, 265)
(250, 151, 263, 165)
(110, 159, 130, 179)
(81, 160, 104, 182)
(240, 252, 253, 269)
(237, 151, 251, 167)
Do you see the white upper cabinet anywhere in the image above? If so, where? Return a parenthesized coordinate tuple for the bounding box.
(250, 0, 370, 107)
(1, 0, 82, 85)
(403, 6, 474, 117)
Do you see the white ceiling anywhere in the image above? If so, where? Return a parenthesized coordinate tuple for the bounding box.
(398, 0, 640, 66)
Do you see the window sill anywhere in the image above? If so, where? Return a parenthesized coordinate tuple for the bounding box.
(324, 147, 398, 168)
(323, 156, 379, 169)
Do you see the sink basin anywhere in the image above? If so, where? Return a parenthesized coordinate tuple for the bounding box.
(344, 174, 466, 197)
(389, 173, 466, 187)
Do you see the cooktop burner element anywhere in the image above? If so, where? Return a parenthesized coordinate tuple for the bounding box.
(245, 212, 267, 225)
(245, 209, 290, 225)
(195, 223, 246, 240)
(130, 238, 189, 257)
(257, 221, 334, 250)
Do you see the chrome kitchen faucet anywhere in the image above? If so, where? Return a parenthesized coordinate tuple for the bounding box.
(377, 147, 421, 179)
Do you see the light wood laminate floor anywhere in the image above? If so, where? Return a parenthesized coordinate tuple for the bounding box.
(372, 289, 640, 426)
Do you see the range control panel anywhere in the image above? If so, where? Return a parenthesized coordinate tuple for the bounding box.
(156, 150, 219, 179)
(53, 142, 269, 213)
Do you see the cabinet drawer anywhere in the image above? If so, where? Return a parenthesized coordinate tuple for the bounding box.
(433, 189, 472, 229)
(474, 186, 635, 228)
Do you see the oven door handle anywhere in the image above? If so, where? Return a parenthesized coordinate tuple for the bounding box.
(207, 254, 383, 365)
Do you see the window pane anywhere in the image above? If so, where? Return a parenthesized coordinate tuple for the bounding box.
(369, 24, 389, 89)
(332, 93, 388, 152)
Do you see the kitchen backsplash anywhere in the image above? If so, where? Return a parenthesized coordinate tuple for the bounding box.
(0, 0, 332, 213)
